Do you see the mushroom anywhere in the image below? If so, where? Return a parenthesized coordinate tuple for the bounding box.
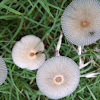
(61, 0, 100, 46)
(0, 56, 7, 85)
(36, 56, 80, 99)
(12, 35, 45, 70)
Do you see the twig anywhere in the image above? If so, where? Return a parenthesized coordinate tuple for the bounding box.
(38, 95, 40, 100)
(0, 41, 16, 43)
(29, 78, 34, 85)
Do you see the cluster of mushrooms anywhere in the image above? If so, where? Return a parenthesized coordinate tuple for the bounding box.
(0, 0, 100, 99)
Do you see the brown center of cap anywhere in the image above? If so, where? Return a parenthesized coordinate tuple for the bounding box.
(80, 20, 90, 28)
(55, 76, 62, 83)
(54, 75, 64, 85)
(29, 52, 35, 57)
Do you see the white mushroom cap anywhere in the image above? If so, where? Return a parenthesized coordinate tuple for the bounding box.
(0, 56, 7, 85)
(12, 35, 45, 70)
(36, 56, 80, 99)
(61, 0, 100, 46)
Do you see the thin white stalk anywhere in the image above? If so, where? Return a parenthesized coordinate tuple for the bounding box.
(80, 67, 100, 78)
(55, 32, 63, 56)
(80, 72, 100, 78)
(78, 46, 92, 69)
(79, 60, 92, 69)
(78, 46, 84, 69)
(78, 46, 82, 55)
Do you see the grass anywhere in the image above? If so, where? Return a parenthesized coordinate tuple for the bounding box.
(0, 0, 100, 100)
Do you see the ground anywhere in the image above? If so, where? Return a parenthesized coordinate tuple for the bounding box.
(0, 0, 100, 100)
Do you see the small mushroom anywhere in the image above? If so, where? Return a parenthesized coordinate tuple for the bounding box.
(12, 35, 45, 70)
(0, 56, 7, 85)
(61, 0, 100, 46)
(36, 56, 80, 99)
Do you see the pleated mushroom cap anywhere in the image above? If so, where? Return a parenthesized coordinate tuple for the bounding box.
(36, 56, 80, 99)
(0, 57, 7, 85)
(12, 35, 45, 70)
(61, 0, 100, 46)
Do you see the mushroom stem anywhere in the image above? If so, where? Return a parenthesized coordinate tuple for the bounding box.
(78, 46, 82, 56)
(78, 46, 92, 69)
(55, 32, 63, 56)
(78, 46, 83, 69)
(81, 68, 100, 78)
(80, 72, 100, 78)
(79, 60, 93, 69)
